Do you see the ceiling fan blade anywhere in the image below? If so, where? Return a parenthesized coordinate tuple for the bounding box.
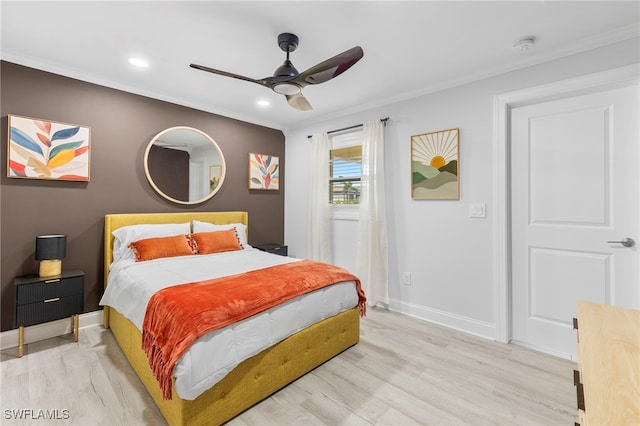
(286, 93, 312, 111)
(190, 63, 269, 87)
(295, 46, 363, 87)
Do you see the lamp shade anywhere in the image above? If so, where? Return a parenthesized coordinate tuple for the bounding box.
(35, 235, 67, 260)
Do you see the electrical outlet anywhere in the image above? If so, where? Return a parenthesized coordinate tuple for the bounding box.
(402, 272, 411, 286)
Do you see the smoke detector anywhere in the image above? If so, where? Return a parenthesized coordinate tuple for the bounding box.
(513, 37, 536, 52)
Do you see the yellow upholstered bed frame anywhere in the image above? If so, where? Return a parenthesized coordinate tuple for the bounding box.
(103, 212, 360, 426)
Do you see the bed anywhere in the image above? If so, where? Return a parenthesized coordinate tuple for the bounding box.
(101, 211, 362, 425)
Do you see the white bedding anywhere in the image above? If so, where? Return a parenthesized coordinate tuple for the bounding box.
(99, 248, 358, 400)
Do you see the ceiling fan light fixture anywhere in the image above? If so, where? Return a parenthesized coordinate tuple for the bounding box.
(273, 83, 301, 95)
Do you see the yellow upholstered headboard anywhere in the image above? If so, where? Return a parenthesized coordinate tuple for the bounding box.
(102, 211, 248, 327)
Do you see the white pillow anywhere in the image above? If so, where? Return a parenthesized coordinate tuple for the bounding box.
(112, 222, 190, 262)
(192, 220, 249, 248)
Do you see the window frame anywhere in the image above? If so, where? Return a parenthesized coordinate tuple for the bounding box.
(329, 130, 363, 220)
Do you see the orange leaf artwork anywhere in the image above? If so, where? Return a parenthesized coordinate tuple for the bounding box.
(7, 115, 90, 181)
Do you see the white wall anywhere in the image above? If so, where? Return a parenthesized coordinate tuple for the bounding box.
(284, 38, 640, 339)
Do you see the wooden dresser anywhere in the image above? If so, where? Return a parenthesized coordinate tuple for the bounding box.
(574, 301, 640, 425)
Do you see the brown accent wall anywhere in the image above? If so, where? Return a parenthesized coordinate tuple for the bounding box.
(0, 61, 285, 331)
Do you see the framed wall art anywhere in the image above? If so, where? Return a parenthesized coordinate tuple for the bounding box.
(209, 165, 222, 191)
(411, 127, 459, 199)
(7, 114, 91, 181)
(249, 153, 279, 190)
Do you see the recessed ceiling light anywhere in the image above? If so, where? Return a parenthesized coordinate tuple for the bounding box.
(128, 57, 149, 68)
(257, 99, 271, 107)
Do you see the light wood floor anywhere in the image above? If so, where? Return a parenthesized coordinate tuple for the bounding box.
(1, 307, 578, 425)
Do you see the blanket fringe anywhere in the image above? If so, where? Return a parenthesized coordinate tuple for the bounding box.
(142, 330, 173, 399)
(359, 300, 366, 317)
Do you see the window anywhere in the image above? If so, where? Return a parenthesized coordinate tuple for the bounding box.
(329, 131, 362, 204)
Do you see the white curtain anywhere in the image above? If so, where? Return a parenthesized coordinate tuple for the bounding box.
(307, 132, 331, 262)
(357, 120, 389, 306)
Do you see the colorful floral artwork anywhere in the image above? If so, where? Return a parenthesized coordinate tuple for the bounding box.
(411, 128, 459, 199)
(249, 153, 279, 190)
(7, 115, 90, 181)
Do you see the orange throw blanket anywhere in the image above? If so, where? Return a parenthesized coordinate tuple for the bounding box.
(142, 259, 366, 400)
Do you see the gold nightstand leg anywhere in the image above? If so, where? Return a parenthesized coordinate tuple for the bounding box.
(73, 315, 79, 342)
(18, 326, 24, 357)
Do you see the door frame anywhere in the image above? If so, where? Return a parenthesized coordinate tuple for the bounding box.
(493, 63, 639, 344)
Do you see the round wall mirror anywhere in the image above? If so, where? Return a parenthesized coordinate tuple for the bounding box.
(144, 126, 226, 205)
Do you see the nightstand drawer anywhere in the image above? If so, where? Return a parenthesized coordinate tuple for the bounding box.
(15, 275, 83, 305)
(14, 270, 84, 329)
(16, 294, 83, 327)
(255, 244, 288, 256)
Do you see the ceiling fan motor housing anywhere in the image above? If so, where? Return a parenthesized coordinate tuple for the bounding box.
(274, 33, 300, 77)
(278, 33, 299, 52)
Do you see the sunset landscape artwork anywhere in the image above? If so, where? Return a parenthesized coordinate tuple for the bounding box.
(411, 128, 459, 199)
(7, 115, 90, 181)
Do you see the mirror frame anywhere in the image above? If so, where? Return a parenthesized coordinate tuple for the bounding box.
(144, 126, 226, 205)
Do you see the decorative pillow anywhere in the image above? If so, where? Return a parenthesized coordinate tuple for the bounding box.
(191, 229, 242, 255)
(192, 220, 249, 248)
(112, 222, 190, 261)
(129, 234, 195, 262)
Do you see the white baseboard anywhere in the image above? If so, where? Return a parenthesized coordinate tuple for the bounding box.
(3, 304, 497, 351)
(510, 339, 574, 361)
(0, 310, 104, 351)
(387, 298, 496, 340)
(2, 304, 495, 349)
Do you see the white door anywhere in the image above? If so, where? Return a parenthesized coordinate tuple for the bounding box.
(511, 84, 639, 359)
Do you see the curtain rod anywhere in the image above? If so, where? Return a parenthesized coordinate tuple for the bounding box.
(306, 117, 389, 139)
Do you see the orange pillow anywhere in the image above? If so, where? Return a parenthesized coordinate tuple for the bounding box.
(192, 229, 242, 255)
(129, 234, 194, 262)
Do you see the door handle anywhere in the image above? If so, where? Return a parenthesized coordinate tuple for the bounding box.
(607, 237, 636, 248)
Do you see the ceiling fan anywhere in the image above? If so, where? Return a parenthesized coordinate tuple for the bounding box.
(190, 33, 363, 111)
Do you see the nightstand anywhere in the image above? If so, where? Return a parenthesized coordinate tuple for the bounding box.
(14, 269, 84, 357)
(255, 243, 288, 256)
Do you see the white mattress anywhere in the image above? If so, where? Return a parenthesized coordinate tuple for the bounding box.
(99, 248, 358, 400)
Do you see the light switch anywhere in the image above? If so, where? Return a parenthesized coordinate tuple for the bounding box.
(469, 203, 486, 218)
